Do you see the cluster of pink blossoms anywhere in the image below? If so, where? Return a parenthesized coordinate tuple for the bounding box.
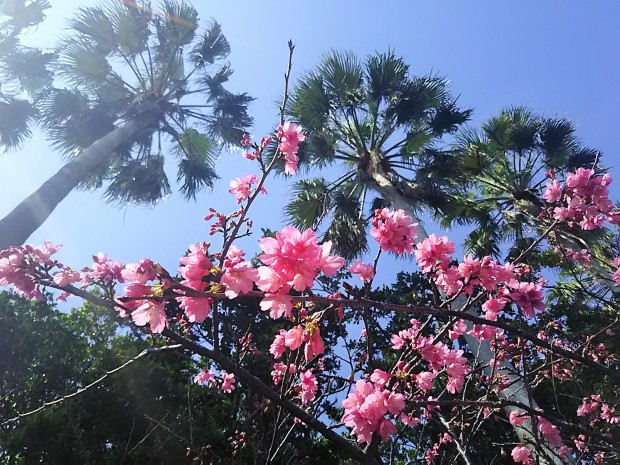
(577, 394, 620, 425)
(276, 122, 305, 175)
(194, 369, 236, 393)
(174, 243, 214, 324)
(0, 243, 61, 299)
(411, 232, 544, 321)
(228, 173, 266, 203)
(269, 320, 325, 362)
(370, 208, 418, 254)
(391, 318, 470, 394)
(220, 246, 259, 299)
(341, 378, 405, 444)
(241, 133, 272, 160)
(348, 260, 375, 282)
(256, 226, 343, 319)
(544, 168, 620, 230)
(119, 258, 169, 333)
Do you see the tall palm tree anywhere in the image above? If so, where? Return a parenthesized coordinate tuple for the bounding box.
(282, 50, 471, 258)
(0, 0, 252, 249)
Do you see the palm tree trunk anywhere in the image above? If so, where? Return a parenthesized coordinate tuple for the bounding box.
(366, 149, 571, 464)
(0, 118, 148, 251)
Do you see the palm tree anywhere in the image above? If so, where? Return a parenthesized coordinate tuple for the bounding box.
(446, 106, 605, 259)
(282, 50, 471, 258)
(0, 0, 252, 250)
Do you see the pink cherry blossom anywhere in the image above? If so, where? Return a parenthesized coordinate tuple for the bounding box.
(538, 416, 562, 445)
(341, 379, 403, 444)
(179, 242, 213, 285)
(257, 227, 342, 318)
(507, 280, 544, 318)
(370, 208, 418, 255)
(228, 173, 265, 203)
(221, 248, 259, 299)
(349, 260, 375, 282)
(509, 410, 527, 427)
(260, 291, 293, 319)
(416, 371, 436, 391)
(299, 370, 318, 405)
(52, 267, 80, 287)
(177, 295, 211, 323)
(284, 326, 305, 351)
(194, 369, 215, 385)
(131, 301, 168, 333)
(276, 122, 305, 175)
(511, 446, 532, 464)
(304, 327, 325, 361)
(543, 179, 563, 203)
(415, 234, 455, 273)
(269, 329, 287, 359)
(277, 122, 305, 154)
(221, 372, 236, 393)
(121, 258, 158, 284)
(271, 362, 288, 385)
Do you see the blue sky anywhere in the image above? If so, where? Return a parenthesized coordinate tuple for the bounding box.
(1, 0, 619, 287)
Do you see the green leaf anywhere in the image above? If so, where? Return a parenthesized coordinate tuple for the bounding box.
(318, 50, 363, 104)
(175, 128, 219, 166)
(0, 98, 37, 149)
(284, 178, 330, 229)
(105, 154, 171, 205)
(365, 50, 408, 103)
(70, 7, 117, 54)
(190, 21, 230, 68)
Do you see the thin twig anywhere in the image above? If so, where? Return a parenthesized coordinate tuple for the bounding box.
(2, 345, 182, 426)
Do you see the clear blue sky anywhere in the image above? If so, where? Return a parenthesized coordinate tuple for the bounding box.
(1, 0, 619, 286)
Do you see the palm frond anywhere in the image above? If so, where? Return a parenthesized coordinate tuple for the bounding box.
(190, 20, 230, 68)
(69, 6, 117, 54)
(284, 178, 330, 229)
(1, 47, 55, 97)
(176, 156, 218, 200)
(172, 127, 220, 166)
(324, 189, 368, 259)
(206, 91, 253, 145)
(60, 38, 113, 85)
(364, 50, 408, 103)
(111, 0, 151, 55)
(105, 154, 171, 205)
(568, 147, 600, 172)
(287, 73, 331, 131)
(198, 64, 233, 98)
(1, 0, 49, 30)
(429, 100, 472, 136)
(156, 0, 198, 48)
(483, 106, 540, 152)
(0, 97, 37, 149)
(318, 50, 363, 105)
(389, 75, 449, 126)
(539, 117, 578, 168)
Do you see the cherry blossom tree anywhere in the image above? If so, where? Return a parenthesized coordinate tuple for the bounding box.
(1, 47, 619, 464)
